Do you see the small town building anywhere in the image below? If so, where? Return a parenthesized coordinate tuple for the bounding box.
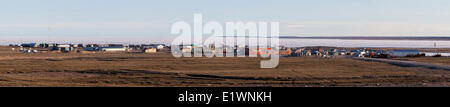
(143, 48, 157, 53)
(100, 47, 127, 52)
(71, 44, 79, 48)
(86, 44, 99, 47)
(305, 51, 312, 56)
(107, 44, 124, 47)
(52, 44, 73, 52)
(77, 44, 85, 48)
(39, 43, 50, 48)
(182, 48, 192, 53)
(83, 47, 100, 51)
(9, 44, 20, 47)
(157, 45, 165, 49)
(354, 51, 366, 57)
(21, 43, 39, 48)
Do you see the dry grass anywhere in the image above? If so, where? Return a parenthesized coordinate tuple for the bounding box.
(0, 46, 449, 87)
(394, 57, 450, 65)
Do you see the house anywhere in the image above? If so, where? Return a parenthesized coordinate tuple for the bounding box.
(248, 48, 273, 56)
(315, 51, 322, 56)
(295, 49, 303, 54)
(22, 49, 38, 53)
(331, 52, 339, 56)
(356, 51, 366, 57)
(182, 48, 192, 53)
(141, 44, 165, 49)
(279, 49, 292, 56)
(305, 51, 312, 56)
(129, 44, 142, 49)
(71, 44, 79, 48)
(83, 47, 100, 51)
(86, 44, 99, 47)
(389, 49, 420, 57)
(100, 47, 127, 52)
(143, 48, 157, 53)
(331, 49, 337, 52)
(21, 43, 39, 48)
(180, 45, 193, 53)
(157, 45, 165, 49)
(77, 44, 85, 48)
(39, 43, 50, 48)
(9, 44, 20, 47)
(52, 44, 73, 52)
(349, 52, 355, 56)
(107, 44, 124, 47)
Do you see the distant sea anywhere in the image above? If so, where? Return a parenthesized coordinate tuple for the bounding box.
(280, 38, 450, 48)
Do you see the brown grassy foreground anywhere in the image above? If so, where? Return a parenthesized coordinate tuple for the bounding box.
(0, 46, 449, 87)
(394, 57, 450, 65)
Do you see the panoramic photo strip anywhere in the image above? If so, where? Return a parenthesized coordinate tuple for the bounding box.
(0, 0, 449, 105)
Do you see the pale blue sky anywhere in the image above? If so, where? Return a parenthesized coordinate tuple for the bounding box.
(1, 0, 450, 42)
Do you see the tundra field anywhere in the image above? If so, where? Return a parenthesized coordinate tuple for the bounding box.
(0, 46, 449, 87)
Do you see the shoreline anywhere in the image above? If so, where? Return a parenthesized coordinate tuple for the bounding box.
(279, 36, 450, 41)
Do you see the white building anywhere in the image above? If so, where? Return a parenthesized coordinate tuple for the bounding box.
(157, 45, 165, 49)
(100, 47, 127, 52)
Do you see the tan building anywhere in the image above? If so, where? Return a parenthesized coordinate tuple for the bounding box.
(143, 48, 157, 53)
(182, 48, 192, 53)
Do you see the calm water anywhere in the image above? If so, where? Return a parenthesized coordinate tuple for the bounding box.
(280, 39, 450, 48)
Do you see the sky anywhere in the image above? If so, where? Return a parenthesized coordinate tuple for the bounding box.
(1, 0, 450, 43)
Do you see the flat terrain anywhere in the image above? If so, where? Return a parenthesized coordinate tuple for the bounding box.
(394, 57, 450, 65)
(0, 46, 449, 87)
